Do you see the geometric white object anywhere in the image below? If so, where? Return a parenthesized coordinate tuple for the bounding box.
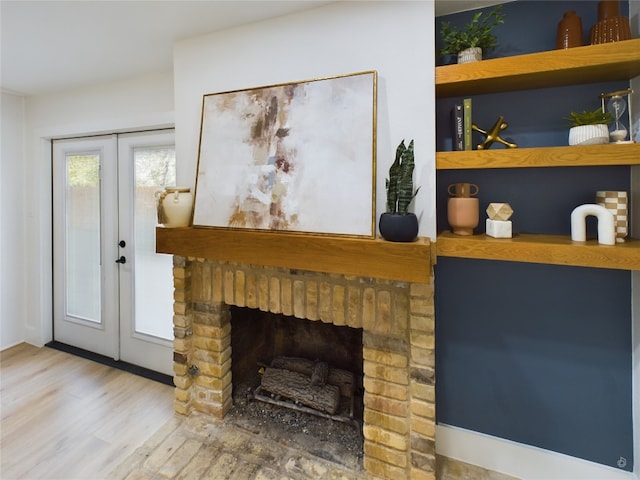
(486, 203, 513, 221)
(570, 204, 615, 245)
(486, 219, 512, 238)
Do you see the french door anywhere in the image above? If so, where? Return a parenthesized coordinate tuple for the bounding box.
(52, 130, 176, 376)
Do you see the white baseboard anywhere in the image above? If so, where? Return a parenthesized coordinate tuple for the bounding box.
(436, 424, 637, 480)
(0, 340, 26, 352)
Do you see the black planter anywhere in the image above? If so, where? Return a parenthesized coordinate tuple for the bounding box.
(379, 213, 418, 242)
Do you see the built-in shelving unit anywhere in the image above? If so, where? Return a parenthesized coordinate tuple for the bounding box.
(437, 143, 640, 170)
(436, 38, 640, 97)
(437, 231, 640, 271)
(436, 39, 640, 270)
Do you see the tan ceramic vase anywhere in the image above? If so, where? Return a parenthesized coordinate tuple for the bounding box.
(156, 187, 193, 227)
(447, 183, 480, 236)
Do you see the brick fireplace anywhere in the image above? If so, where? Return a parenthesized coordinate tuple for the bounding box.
(157, 227, 435, 479)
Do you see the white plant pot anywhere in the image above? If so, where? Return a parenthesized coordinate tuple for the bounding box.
(568, 124, 609, 146)
(458, 47, 482, 64)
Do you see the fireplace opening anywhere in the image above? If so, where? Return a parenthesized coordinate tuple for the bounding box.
(227, 306, 364, 468)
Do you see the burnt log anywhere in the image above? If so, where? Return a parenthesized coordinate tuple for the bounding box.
(311, 361, 328, 386)
(270, 356, 355, 397)
(270, 356, 315, 374)
(261, 367, 340, 415)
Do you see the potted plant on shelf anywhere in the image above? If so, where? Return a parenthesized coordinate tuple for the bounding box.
(379, 139, 420, 242)
(439, 5, 505, 64)
(564, 107, 612, 146)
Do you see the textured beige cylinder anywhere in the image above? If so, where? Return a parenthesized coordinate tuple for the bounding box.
(596, 190, 628, 243)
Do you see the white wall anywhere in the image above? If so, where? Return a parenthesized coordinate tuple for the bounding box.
(22, 71, 174, 346)
(173, 1, 436, 238)
(1, 92, 27, 350)
(17, 0, 437, 346)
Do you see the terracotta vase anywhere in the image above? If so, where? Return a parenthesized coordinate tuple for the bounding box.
(447, 182, 480, 236)
(598, 0, 620, 19)
(590, 0, 631, 44)
(556, 11, 583, 49)
(447, 182, 479, 198)
(448, 198, 479, 236)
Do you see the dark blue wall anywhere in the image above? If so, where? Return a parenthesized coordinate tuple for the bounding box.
(435, 1, 634, 471)
(435, 258, 632, 469)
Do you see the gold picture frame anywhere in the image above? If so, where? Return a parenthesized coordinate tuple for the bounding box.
(192, 71, 377, 238)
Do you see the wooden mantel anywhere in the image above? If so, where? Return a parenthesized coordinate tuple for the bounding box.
(156, 227, 432, 283)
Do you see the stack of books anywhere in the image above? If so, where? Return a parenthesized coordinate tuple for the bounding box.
(451, 98, 472, 151)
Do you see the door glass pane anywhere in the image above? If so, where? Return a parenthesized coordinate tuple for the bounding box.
(134, 146, 176, 339)
(66, 154, 101, 323)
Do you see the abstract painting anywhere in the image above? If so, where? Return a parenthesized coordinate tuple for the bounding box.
(192, 71, 377, 237)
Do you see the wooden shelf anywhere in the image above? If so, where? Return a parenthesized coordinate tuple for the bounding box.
(436, 39, 640, 98)
(436, 143, 640, 169)
(156, 227, 433, 283)
(436, 231, 640, 270)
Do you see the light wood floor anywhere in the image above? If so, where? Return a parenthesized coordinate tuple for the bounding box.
(0, 343, 174, 480)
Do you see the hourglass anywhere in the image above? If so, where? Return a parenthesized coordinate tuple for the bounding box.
(600, 89, 634, 144)
(608, 94, 627, 142)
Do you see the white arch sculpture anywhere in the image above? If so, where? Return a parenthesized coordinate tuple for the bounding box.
(570, 204, 615, 246)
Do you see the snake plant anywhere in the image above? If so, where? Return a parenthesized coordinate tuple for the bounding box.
(385, 139, 419, 215)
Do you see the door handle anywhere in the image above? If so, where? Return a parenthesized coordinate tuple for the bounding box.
(115, 256, 127, 264)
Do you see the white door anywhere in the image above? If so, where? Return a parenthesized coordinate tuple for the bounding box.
(52, 130, 176, 376)
(117, 131, 176, 374)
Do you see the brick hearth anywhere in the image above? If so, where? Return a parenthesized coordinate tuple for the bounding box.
(169, 255, 436, 479)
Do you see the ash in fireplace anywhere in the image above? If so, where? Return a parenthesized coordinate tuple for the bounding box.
(227, 382, 364, 470)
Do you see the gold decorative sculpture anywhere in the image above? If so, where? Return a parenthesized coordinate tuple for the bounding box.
(472, 116, 518, 149)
